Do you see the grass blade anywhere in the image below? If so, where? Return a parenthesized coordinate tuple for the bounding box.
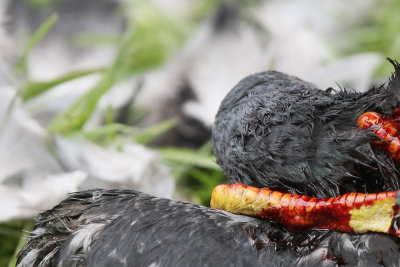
(79, 118, 176, 145)
(15, 13, 59, 74)
(47, 71, 116, 133)
(157, 147, 220, 170)
(47, 0, 188, 134)
(7, 220, 34, 267)
(46, 20, 136, 133)
(20, 68, 103, 101)
(134, 118, 177, 144)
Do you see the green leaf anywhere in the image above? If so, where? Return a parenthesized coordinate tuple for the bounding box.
(78, 118, 176, 145)
(46, 71, 116, 133)
(178, 168, 227, 206)
(71, 33, 120, 47)
(157, 147, 220, 170)
(46, 20, 136, 133)
(80, 123, 135, 142)
(186, 168, 223, 188)
(15, 13, 59, 75)
(20, 68, 103, 101)
(134, 118, 177, 144)
(115, 0, 190, 78)
(28, 0, 52, 7)
(6, 220, 34, 267)
(349, 0, 400, 76)
(47, 1, 189, 134)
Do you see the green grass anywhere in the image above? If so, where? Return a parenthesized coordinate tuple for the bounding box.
(76, 118, 178, 146)
(347, 0, 400, 76)
(47, 1, 190, 134)
(0, 220, 33, 267)
(15, 13, 59, 75)
(20, 68, 104, 101)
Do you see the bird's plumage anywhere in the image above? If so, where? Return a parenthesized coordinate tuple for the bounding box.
(213, 69, 400, 198)
(17, 59, 400, 266)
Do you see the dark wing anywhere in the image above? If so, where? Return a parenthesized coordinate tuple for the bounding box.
(17, 189, 265, 267)
(16, 190, 128, 267)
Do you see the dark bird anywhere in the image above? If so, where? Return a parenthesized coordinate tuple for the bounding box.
(17, 59, 400, 266)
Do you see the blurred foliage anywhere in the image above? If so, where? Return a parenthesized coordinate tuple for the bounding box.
(193, 0, 227, 21)
(158, 147, 220, 170)
(15, 13, 59, 75)
(180, 168, 226, 206)
(71, 33, 120, 47)
(47, 1, 190, 133)
(0, 220, 33, 267)
(116, 1, 190, 78)
(27, 0, 54, 7)
(351, 0, 400, 76)
(20, 68, 103, 101)
(79, 118, 178, 146)
(161, 141, 227, 205)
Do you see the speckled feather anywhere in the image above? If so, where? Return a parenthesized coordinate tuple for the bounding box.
(17, 59, 400, 267)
